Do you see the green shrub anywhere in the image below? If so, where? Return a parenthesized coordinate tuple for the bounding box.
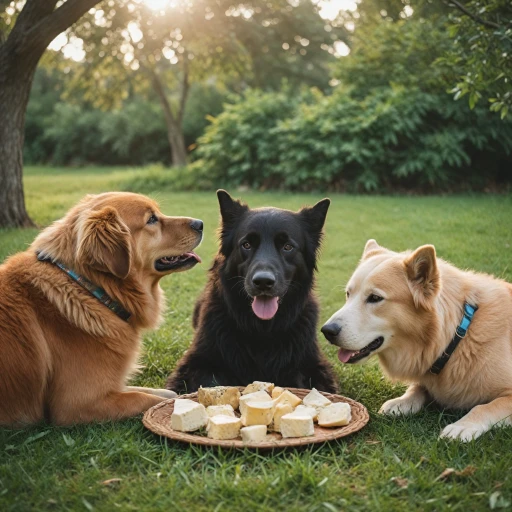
(192, 85, 512, 192)
(195, 89, 303, 188)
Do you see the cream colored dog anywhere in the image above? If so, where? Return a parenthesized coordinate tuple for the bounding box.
(321, 239, 512, 441)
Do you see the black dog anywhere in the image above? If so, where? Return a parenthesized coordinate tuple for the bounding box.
(166, 190, 338, 394)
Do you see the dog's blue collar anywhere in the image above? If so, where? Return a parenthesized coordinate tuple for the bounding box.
(37, 252, 131, 322)
(429, 302, 477, 375)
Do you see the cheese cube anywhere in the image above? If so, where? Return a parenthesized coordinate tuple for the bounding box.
(239, 390, 272, 415)
(242, 381, 275, 395)
(318, 402, 352, 427)
(280, 414, 314, 438)
(171, 401, 208, 432)
(269, 403, 293, 432)
(293, 405, 318, 421)
(302, 388, 332, 413)
(173, 398, 199, 411)
(272, 390, 302, 408)
(241, 401, 274, 426)
(271, 386, 285, 399)
(240, 425, 267, 443)
(207, 416, 242, 440)
(206, 405, 235, 418)
(197, 386, 240, 410)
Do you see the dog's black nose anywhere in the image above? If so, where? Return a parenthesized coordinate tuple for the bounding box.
(321, 322, 341, 342)
(252, 271, 275, 290)
(190, 219, 203, 232)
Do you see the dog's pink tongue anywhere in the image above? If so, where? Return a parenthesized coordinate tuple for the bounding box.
(338, 348, 356, 363)
(252, 296, 279, 320)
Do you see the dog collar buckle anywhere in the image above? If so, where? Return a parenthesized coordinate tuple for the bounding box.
(429, 302, 477, 375)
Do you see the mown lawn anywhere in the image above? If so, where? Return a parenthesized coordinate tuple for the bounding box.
(1, 166, 512, 511)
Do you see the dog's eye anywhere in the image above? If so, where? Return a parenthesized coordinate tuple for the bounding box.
(147, 214, 158, 225)
(367, 294, 384, 304)
(283, 243, 294, 252)
(241, 241, 251, 250)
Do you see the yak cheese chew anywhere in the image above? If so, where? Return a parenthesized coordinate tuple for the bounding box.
(239, 390, 272, 415)
(280, 414, 314, 438)
(240, 425, 267, 443)
(242, 381, 275, 395)
(272, 390, 302, 408)
(206, 405, 235, 418)
(302, 388, 332, 413)
(241, 401, 274, 426)
(317, 402, 351, 427)
(271, 386, 285, 399)
(293, 405, 318, 421)
(171, 400, 208, 432)
(197, 386, 240, 410)
(207, 415, 242, 440)
(270, 403, 293, 432)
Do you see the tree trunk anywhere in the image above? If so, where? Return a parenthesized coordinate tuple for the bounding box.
(150, 69, 189, 167)
(0, 0, 101, 228)
(0, 49, 36, 227)
(167, 122, 188, 167)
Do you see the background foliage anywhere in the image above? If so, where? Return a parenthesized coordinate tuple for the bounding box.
(22, 0, 512, 192)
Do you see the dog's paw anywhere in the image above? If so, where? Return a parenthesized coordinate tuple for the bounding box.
(379, 397, 422, 416)
(152, 388, 177, 399)
(440, 422, 485, 442)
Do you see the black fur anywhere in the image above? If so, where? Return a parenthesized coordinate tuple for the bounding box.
(166, 190, 338, 394)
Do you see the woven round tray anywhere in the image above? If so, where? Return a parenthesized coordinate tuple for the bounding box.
(143, 387, 369, 449)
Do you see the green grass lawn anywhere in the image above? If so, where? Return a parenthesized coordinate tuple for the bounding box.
(1, 166, 512, 511)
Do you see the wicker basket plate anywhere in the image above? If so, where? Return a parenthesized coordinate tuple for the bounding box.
(143, 387, 369, 449)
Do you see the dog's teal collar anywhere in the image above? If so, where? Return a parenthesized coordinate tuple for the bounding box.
(37, 252, 131, 322)
(429, 302, 477, 375)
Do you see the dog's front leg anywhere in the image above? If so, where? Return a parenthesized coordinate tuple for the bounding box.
(379, 384, 428, 416)
(53, 391, 166, 425)
(440, 395, 512, 441)
(126, 386, 177, 399)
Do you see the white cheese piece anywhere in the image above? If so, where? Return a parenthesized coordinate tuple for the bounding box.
(206, 405, 235, 418)
(242, 381, 275, 395)
(197, 386, 240, 410)
(241, 401, 274, 426)
(240, 425, 267, 443)
(239, 390, 272, 415)
(173, 398, 199, 411)
(302, 388, 332, 413)
(207, 415, 242, 440)
(271, 386, 285, 399)
(171, 401, 208, 432)
(317, 402, 352, 427)
(269, 403, 293, 432)
(293, 405, 318, 421)
(272, 390, 302, 408)
(280, 414, 314, 438)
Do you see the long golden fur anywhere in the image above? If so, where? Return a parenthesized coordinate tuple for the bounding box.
(0, 192, 202, 426)
(322, 239, 512, 441)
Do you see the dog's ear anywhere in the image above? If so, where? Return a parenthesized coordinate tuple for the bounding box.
(217, 190, 248, 223)
(217, 190, 248, 255)
(362, 239, 382, 260)
(404, 245, 440, 309)
(299, 198, 330, 241)
(77, 206, 131, 279)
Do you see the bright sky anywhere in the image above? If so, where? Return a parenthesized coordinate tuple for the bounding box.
(48, 0, 358, 61)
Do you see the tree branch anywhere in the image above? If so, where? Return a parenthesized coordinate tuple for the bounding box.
(148, 67, 179, 127)
(178, 58, 190, 127)
(27, 0, 101, 52)
(447, 0, 501, 30)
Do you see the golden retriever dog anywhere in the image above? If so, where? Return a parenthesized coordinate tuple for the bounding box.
(321, 239, 512, 441)
(0, 192, 202, 427)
